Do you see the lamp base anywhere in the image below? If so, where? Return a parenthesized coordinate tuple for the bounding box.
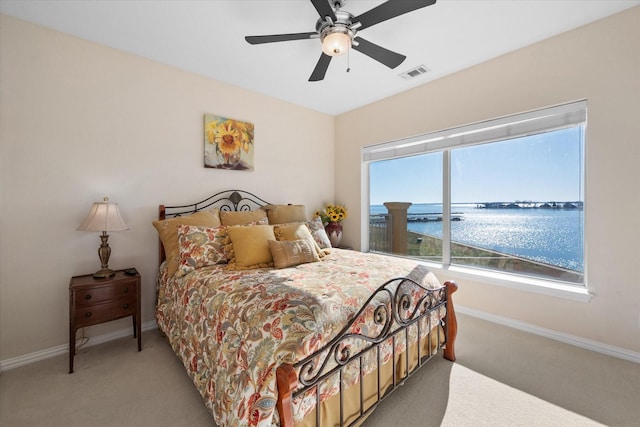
(93, 268, 115, 279)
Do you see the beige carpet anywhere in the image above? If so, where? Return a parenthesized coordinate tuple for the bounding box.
(1, 314, 639, 426)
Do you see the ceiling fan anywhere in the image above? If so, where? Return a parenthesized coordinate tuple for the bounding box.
(245, 0, 436, 82)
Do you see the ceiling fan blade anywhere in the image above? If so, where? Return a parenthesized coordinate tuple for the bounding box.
(352, 37, 406, 69)
(353, 0, 436, 31)
(310, 0, 337, 22)
(309, 53, 332, 81)
(245, 32, 317, 44)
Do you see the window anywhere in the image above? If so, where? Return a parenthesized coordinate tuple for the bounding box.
(364, 101, 586, 286)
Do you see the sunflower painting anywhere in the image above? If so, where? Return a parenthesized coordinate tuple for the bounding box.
(204, 114, 254, 170)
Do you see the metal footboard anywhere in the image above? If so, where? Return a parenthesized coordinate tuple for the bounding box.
(277, 279, 458, 427)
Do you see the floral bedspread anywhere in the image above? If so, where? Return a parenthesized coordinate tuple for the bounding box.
(156, 249, 444, 427)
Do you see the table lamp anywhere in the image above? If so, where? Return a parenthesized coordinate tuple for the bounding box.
(76, 197, 129, 278)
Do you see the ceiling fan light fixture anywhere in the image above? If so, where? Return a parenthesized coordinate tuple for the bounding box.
(245, 0, 438, 81)
(322, 28, 351, 56)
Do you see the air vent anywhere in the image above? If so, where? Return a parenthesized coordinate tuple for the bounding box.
(399, 65, 430, 80)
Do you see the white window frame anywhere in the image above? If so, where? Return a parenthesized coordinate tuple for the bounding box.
(361, 100, 591, 302)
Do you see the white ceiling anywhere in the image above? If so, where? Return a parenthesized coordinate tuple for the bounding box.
(1, 0, 638, 115)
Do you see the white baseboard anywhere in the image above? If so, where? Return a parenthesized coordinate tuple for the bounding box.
(457, 305, 640, 364)
(0, 321, 157, 372)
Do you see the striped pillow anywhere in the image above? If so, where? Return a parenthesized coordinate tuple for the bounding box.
(268, 239, 320, 269)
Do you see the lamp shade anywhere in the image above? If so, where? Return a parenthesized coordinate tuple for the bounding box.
(76, 197, 129, 232)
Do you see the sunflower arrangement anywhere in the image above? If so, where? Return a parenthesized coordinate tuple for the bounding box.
(315, 204, 348, 224)
(205, 117, 254, 164)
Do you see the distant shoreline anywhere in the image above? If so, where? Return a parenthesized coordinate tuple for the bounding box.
(476, 201, 583, 209)
(370, 201, 584, 211)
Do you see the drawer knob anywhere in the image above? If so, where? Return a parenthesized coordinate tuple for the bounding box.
(123, 303, 129, 309)
(84, 312, 92, 318)
(123, 287, 129, 293)
(84, 294, 92, 300)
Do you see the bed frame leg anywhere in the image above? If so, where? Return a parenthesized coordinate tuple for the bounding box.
(276, 364, 297, 427)
(443, 281, 458, 362)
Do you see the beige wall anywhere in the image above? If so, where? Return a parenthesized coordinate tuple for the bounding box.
(335, 7, 640, 354)
(0, 15, 334, 361)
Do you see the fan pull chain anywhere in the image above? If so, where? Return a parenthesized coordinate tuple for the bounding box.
(346, 44, 351, 73)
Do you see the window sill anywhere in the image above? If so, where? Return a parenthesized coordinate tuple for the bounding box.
(422, 262, 592, 302)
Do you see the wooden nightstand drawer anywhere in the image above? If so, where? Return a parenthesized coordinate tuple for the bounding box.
(74, 280, 136, 306)
(74, 295, 137, 326)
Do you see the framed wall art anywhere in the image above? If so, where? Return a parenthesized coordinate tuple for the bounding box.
(204, 114, 254, 170)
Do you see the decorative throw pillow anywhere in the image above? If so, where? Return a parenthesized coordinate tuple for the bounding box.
(265, 204, 306, 224)
(273, 222, 326, 258)
(226, 224, 276, 269)
(152, 209, 221, 277)
(268, 239, 320, 269)
(305, 216, 332, 249)
(219, 209, 268, 226)
(175, 225, 229, 277)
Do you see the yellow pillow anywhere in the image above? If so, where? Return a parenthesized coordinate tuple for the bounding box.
(219, 209, 268, 226)
(152, 209, 221, 277)
(226, 224, 276, 269)
(265, 204, 306, 224)
(268, 239, 320, 269)
(273, 223, 325, 258)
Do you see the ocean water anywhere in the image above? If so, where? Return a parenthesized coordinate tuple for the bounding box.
(370, 203, 584, 272)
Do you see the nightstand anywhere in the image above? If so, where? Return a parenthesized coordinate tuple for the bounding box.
(69, 268, 141, 373)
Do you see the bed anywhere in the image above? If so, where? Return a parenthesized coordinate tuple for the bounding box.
(154, 190, 458, 427)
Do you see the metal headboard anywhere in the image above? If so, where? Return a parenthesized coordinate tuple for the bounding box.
(157, 189, 272, 263)
(159, 189, 272, 220)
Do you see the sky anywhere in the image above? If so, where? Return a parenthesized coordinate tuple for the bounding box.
(369, 126, 584, 205)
